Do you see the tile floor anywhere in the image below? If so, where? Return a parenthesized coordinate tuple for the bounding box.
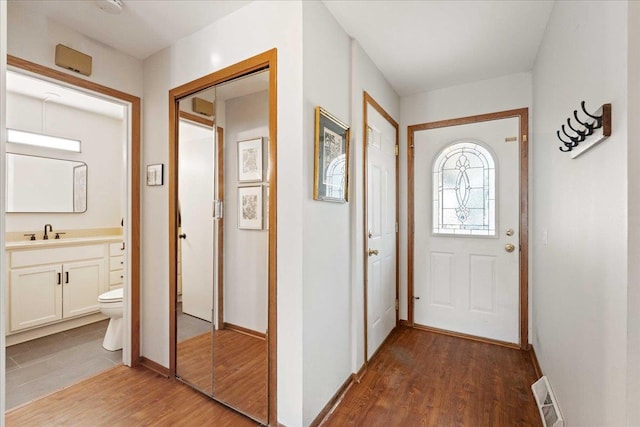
(177, 302, 211, 342)
(5, 320, 122, 410)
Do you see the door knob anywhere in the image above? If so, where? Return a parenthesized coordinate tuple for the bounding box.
(368, 249, 379, 256)
(505, 243, 516, 253)
(179, 233, 187, 239)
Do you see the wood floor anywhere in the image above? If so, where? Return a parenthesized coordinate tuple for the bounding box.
(323, 326, 541, 427)
(5, 326, 541, 427)
(5, 365, 258, 427)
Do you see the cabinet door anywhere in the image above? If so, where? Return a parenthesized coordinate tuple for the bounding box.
(62, 259, 106, 318)
(10, 264, 63, 331)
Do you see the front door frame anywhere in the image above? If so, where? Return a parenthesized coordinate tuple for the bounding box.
(407, 108, 529, 349)
(168, 49, 277, 426)
(363, 92, 399, 363)
(6, 55, 142, 362)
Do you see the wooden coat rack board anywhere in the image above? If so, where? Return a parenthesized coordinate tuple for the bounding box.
(557, 101, 611, 159)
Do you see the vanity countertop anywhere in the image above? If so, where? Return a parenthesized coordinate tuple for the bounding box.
(6, 235, 123, 250)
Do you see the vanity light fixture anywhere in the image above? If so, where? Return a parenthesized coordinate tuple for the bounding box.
(7, 129, 81, 153)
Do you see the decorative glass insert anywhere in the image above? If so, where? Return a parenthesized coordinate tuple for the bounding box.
(432, 141, 496, 236)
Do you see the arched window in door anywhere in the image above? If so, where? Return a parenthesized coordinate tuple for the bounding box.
(432, 141, 496, 236)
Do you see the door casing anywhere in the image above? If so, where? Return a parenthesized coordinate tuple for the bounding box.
(407, 108, 529, 349)
(168, 49, 277, 426)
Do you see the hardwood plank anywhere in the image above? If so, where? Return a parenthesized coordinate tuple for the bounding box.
(322, 326, 541, 427)
(5, 366, 258, 426)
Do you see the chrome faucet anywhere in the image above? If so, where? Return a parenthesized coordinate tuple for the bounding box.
(43, 224, 53, 240)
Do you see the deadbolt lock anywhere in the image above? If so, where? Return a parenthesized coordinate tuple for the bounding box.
(506, 228, 514, 236)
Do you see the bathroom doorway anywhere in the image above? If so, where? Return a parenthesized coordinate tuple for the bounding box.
(2, 56, 140, 410)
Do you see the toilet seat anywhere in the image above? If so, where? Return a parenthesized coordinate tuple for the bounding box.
(99, 287, 123, 303)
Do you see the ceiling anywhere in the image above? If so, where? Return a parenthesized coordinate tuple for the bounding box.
(7, 70, 125, 119)
(324, 0, 554, 96)
(11, 0, 252, 60)
(9, 0, 554, 98)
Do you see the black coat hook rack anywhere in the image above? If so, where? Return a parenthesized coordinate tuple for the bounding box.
(557, 101, 611, 158)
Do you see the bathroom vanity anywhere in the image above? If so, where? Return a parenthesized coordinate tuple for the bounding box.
(5, 235, 123, 345)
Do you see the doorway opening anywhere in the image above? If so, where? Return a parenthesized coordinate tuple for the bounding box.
(407, 108, 529, 349)
(3, 56, 141, 410)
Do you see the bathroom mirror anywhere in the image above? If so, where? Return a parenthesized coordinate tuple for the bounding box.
(5, 153, 87, 213)
(173, 65, 271, 425)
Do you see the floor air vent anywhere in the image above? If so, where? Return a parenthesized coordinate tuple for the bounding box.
(531, 376, 564, 427)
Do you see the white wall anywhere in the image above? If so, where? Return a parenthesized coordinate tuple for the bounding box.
(301, 2, 352, 424)
(5, 92, 123, 232)
(349, 41, 400, 372)
(399, 73, 533, 328)
(141, 2, 304, 425)
(7, 2, 143, 97)
(224, 90, 269, 333)
(532, 1, 629, 425)
(627, 2, 640, 423)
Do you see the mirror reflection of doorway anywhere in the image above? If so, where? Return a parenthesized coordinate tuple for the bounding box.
(174, 66, 270, 424)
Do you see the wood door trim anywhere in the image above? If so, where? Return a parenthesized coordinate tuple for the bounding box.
(7, 55, 142, 363)
(362, 92, 399, 364)
(179, 111, 214, 128)
(168, 49, 277, 426)
(407, 107, 529, 349)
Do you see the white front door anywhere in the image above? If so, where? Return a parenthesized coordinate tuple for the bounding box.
(179, 120, 214, 322)
(413, 117, 520, 344)
(366, 104, 397, 359)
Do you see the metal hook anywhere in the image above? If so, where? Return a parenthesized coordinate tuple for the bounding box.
(566, 118, 585, 137)
(562, 124, 583, 143)
(559, 145, 573, 152)
(581, 101, 603, 128)
(557, 130, 577, 147)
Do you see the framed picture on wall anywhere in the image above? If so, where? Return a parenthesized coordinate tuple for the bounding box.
(146, 163, 164, 186)
(238, 186, 263, 229)
(237, 137, 263, 182)
(313, 106, 350, 203)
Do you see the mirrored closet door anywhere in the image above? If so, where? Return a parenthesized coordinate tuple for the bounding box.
(174, 67, 271, 425)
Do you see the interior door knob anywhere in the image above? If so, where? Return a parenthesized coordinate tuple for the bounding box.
(505, 243, 516, 253)
(368, 248, 379, 256)
(179, 233, 187, 239)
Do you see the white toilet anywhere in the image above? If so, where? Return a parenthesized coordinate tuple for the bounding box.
(98, 287, 124, 351)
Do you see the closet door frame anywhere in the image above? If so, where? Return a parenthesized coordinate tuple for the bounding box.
(168, 49, 278, 426)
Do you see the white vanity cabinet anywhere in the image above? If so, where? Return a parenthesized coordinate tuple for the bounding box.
(108, 242, 125, 290)
(7, 241, 111, 334)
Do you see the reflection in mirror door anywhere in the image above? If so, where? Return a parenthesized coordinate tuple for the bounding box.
(213, 71, 269, 423)
(172, 60, 272, 425)
(176, 113, 215, 395)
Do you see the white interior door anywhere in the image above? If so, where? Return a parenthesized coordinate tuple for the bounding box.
(179, 120, 214, 321)
(366, 105, 397, 359)
(413, 117, 520, 343)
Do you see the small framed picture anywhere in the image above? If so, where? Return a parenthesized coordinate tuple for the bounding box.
(147, 164, 164, 186)
(238, 186, 263, 229)
(314, 107, 350, 203)
(238, 137, 263, 183)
